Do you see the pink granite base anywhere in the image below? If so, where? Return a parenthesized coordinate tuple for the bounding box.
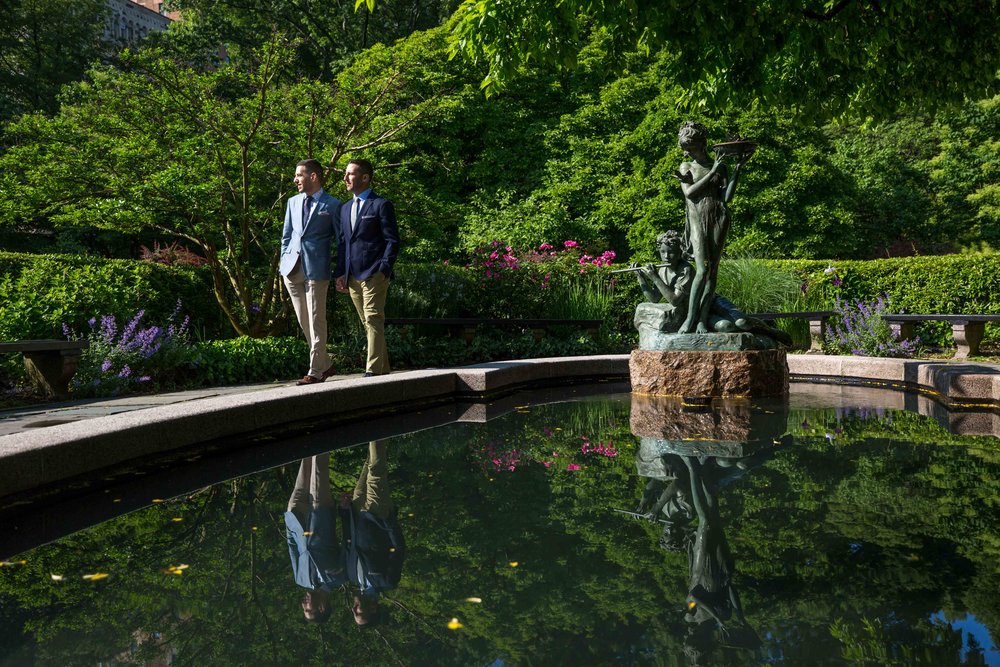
(630, 348, 789, 397)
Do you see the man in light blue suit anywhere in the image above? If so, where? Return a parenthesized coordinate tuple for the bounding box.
(280, 159, 341, 385)
(285, 453, 345, 623)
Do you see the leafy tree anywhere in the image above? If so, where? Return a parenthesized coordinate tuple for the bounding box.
(0, 34, 444, 336)
(154, 0, 459, 79)
(439, 0, 1000, 123)
(0, 0, 109, 124)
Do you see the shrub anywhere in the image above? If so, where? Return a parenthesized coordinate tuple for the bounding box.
(66, 303, 198, 397)
(824, 295, 919, 358)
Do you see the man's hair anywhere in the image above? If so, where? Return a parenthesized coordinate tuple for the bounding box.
(297, 158, 325, 183)
(304, 605, 333, 624)
(348, 159, 374, 179)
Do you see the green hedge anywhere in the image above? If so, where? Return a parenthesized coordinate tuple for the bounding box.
(770, 254, 1000, 346)
(0, 251, 226, 341)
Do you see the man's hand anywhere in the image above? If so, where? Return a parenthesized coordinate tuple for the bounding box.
(335, 276, 348, 292)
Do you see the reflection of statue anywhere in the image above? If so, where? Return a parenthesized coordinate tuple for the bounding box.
(632, 230, 791, 344)
(340, 441, 405, 628)
(676, 121, 748, 334)
(285, 453, 346, 623)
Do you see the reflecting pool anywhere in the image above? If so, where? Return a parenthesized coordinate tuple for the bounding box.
(2, 386, 1000, 666)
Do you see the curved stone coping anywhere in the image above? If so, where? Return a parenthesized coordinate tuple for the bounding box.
(0, 356, 628, 501)
(2, 353, 999, 504)
(787, 354, 1000, 409)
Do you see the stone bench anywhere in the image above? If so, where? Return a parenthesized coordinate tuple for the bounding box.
(752, 311, 838, 352)
(882, 314, 1000, 359)
(0, 340, 89, 399)
(385, 317, 603, 344)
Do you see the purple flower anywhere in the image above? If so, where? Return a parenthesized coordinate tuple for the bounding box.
(832, 276, 843, 287)
(101, 359, 113, 373)
(800, 281, 808, 294)
(100, 315, 117, 342)
(87, 317, 97, 327)
(138, 375, 152, 383)
(62, 323, 73, 339)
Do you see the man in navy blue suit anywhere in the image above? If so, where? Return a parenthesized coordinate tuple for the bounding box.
(280, 159, 341, 385)
(335, 159, 400, 377)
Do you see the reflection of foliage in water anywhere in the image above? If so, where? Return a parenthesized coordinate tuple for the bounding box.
(0, 399, 998, 665)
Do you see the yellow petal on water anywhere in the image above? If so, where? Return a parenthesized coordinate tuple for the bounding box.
(151, 499, 164, 504)
(82, 573, 109, 581)
(509, 561, 519, 567)
(0, 560, 27, 567)
(463, 597, 482, 604)
(251, 526, 258, 532)
(687, 600, 697, 610)
(50, 574, 64, 581)
(407, 513, 415, 518)
(388, 547, 396, 553)
(165, 564, 189, 575)
(302, 531, 313, 536)
(171, 517, 184, 522)
(447, 617, 463, 630)
(113, 498, 122, 503)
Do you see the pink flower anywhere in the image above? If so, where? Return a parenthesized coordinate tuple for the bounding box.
(541, 461, 553, 468)
(443, 260, 449, 265)
(566, 463, 581, 471)
(564, 240, 579, 248)
(539, 243, 553, 251)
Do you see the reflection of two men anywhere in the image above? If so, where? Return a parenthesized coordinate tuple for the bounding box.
(284, 441, 404, 626)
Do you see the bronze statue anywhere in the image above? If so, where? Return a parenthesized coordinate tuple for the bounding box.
(676, 121, 749, 334)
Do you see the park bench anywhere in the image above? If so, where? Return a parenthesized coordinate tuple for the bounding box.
(881, 314, 1000, 359)
(0, 340, 88, 399)
(752, 311, 837, 352)
(385, 317, 604, 344)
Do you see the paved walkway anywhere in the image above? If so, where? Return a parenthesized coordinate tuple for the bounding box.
(0, 375, 367, 437)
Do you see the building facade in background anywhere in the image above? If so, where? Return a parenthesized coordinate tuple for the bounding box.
(104, 0, 177, 44)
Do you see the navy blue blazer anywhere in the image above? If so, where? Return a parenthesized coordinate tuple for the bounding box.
(280, 189, 341, 280)
(335, 192, 400, 281)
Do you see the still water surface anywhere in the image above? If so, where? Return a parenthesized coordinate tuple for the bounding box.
(1, 387, 999, 666)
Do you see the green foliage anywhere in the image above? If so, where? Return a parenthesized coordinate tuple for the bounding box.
(0, 0, 109, 123)
(715, 257, 802, 314)
(191, 336, 308, 386)
(443, 0, 1000, 124)
(0, 252, 223, 342)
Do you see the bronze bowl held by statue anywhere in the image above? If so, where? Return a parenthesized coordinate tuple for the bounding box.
(712, 140, 757, 160)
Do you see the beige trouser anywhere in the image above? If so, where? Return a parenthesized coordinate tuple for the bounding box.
(284, 262, 331, 378)
(287, 454, 333, 520)
(351, 441, 393, 520)
(348, 272, 390, 375)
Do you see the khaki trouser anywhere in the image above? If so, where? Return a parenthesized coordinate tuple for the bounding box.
(284, 262, 331, 378)
(352, 441, 393, 520)
(287, 454, 333, 521)
(348, 272, 390, 375)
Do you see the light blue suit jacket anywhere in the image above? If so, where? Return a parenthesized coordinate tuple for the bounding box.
(280, 189, 341, 280)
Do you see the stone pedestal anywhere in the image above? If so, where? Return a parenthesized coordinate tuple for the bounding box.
(630, 348, 788, 398)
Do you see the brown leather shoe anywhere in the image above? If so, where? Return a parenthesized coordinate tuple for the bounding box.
(321, 365, 336, 380)
(295, 375, 321, 386)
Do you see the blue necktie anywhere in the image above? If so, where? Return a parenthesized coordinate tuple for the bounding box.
(303, 195, 313, 224)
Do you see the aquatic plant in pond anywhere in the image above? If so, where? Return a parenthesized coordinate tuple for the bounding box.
(64, 300, 196, 396)
(824, 294, 919, 357)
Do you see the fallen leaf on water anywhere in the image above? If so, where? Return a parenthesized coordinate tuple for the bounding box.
(447, 618, 463, 630)
(509, 561, 519, 567)
(82, 573, 109, 581)
(50, 574, 64, 581)
(0, 560, 27, 567)
(165, 564, 189, 575)
(463, 597, 482, 604)
(171, 517, 184, 523)
(151, 499, 164, 504)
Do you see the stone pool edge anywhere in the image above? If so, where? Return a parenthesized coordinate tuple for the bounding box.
(2, 354, 998, 501)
